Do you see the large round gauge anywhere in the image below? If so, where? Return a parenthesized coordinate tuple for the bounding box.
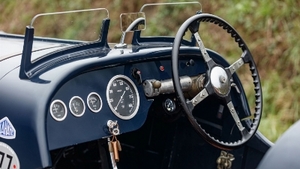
(106, 75, 140, 120)
(69, 96, 85, 117)
(50, 100, 67, 121)
(87, 92, 103, 113)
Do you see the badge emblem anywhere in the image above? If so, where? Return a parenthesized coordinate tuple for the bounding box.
(0, 117, 16, 139)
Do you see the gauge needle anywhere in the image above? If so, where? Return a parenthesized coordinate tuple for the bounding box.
(73, 103, 78, 112)
(114, 91, 126, 110)
(90, 98, 97, 104)
(53, 106, 58, 112)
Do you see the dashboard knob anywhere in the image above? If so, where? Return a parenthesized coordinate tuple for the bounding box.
(152, 80, 161, 88)
(163, 98, 176, 113)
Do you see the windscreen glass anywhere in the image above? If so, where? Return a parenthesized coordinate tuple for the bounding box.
(140, 2, 202, 40)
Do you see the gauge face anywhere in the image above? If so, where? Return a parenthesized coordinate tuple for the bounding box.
(87, 92, 103, 113)
(106, 75, 140, 120)
(69, 96, 85, 117)
(50, 100, 67, 121)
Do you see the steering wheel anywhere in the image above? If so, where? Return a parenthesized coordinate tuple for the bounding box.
(172, 13, 263, 150)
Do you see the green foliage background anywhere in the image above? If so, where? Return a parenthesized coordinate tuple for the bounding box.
(1, 0, 300, 142)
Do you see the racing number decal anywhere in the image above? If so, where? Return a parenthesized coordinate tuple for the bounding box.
(0, 152, 13, 169)
(0, 142, 19, 169)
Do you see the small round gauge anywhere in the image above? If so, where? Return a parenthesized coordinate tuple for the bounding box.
(87, 92, 103, 113)
(50, 100, 67, 121)
(69, 96, 85, 117)
(106, 75, 140, 120)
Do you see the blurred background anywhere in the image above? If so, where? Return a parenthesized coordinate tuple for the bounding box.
(0, 0, 299, 142)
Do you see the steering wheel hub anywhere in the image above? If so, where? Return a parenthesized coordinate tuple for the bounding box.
(210, 66, 230, 96)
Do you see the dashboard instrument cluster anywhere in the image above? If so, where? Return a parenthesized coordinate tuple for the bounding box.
(49, 74, 140, 122)
(50, 92, 103, 122)
(46, 62, 157, 150)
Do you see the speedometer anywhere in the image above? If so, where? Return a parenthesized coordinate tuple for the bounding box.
(106, 75, 140, 120)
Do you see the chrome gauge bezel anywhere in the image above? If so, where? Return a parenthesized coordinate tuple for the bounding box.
(69, 96, 85, 117)
(87, 92, 103, 113)
(106, 75, 140, 120)
(50, 99, 67, 121)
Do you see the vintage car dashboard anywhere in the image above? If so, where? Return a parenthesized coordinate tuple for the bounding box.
(0, 3, 272, 168)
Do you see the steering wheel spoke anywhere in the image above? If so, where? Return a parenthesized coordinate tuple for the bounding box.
(227, 51, 247, 75)
(194, 32, 212, 63)
(227, 100, 245, 132)
(190, 88, 209, 107)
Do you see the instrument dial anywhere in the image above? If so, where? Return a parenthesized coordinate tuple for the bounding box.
(50, 100, 67, 121)
(69, 96, 85, 117)
(87, 92, 103, 113)
(106, 75, 140, 120)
